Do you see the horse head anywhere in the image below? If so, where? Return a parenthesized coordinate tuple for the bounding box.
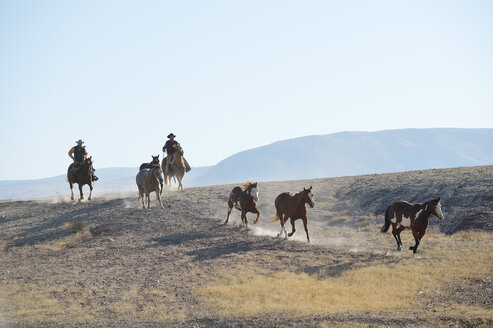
(151, 155, 160, 165)
(426, 197, 444, 220)
(249, 182, 259, 201)
(83, 156, 93, 169)
(303, 186, 314, 208)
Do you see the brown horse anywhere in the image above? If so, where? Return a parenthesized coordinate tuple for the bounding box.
(272, 186, 314, 242)
(224, 181, 260, 227)
(136, 164, 164, 209)
(381, 197, 444, 253)
(161, 147, 190, 191)
(67, 157, 95, 202)
(139, 155, 160, 171)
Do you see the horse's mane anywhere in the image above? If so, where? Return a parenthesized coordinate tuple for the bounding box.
(243, 181, 257, 190)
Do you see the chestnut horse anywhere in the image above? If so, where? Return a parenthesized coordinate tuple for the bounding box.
(381, 197, 444, 253)
(136, 164, 164, 209)
(224, 181, 260, 227)
(139, 155, 160, 171)
(161, 146, 190, 191)
(272, 186, 314, 242)
(67, 156, 95, 202)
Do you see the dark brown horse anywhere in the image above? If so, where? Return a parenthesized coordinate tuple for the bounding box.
(381, 198, 444, 253)
(67, 157, 95, 202)
(224, 181, 260, 227)
(272, 186, 314, 242)
(139, 155, 160, 171)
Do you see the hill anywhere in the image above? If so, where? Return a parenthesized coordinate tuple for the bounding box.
(193, 128, 493, 185)
(0, 165, 492, 327)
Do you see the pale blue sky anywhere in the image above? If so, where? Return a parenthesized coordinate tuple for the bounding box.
(1, 0, 492, 180)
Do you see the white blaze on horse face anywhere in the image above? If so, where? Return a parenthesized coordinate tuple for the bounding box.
(436, 203, 444, 220)
(308, 192, 314, 207)
(251, 187, 259, 201)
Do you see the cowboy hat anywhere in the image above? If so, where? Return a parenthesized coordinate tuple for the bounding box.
(75, 139, 84, 144)
(167, 133, 176, 138)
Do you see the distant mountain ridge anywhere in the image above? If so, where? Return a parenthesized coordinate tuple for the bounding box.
(1, 128, 492, 200)
(192, 128, 493, 185)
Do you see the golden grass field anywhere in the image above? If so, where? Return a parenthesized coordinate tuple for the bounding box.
(0, 165, 492, 327)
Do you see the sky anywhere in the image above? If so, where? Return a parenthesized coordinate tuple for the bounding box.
(0, 0, 492, 180)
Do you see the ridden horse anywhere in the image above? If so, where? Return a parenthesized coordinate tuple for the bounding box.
(67, 157, 95, 202)
(272, 186, 314, 242)
(161, 146, 188, 191)
(224, 181, 260, 227)
(136, 164, 164, 209)
(139, 155, 160, 171)
(381, 198, 444, 253)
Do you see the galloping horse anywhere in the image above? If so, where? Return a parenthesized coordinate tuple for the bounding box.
(224, 181, 260, 227)
(67, 157, 95, 202)
(161, 146, 189, 191)
(136, 164, 164, 209)
(139, 155, 160, 171)
(272, 186, 314, 242)
(381, 197, 444, 253)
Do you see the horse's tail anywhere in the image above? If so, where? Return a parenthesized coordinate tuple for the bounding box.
(271, 214, 281, 222)
(381, 206, 391, 233)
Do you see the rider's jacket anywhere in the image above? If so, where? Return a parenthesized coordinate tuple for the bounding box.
(72, 146, 87, 163)
(163, 140, 178, 154)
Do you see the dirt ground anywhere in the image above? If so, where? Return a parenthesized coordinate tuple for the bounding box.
(0, 165, 492, 327)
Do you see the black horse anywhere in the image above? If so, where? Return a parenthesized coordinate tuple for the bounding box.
(139, 155, 160, 171)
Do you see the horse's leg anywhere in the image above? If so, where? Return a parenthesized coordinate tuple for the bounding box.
(288, 217, 296, 237)
(69, 182, 74, 200)
(140, 189, 145, 209)
(88, 182, 93, 201)
(178, 174, 184, 192)
(302, 217, 310, 243)
(392, 224, 401, 251)
(156, 190, 163, 209)
(409, 229, 421, 253)
(146, 192, 151, 209)
(224, 204, 233, 225)
(78, 184, 84, 202)
(282, 216, 289, 239)
(276, 213, 284, 238)
(241, 211, 248, 227)
(253, 209, 260, 224)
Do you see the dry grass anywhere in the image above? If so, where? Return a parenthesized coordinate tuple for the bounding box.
(0, 281, 185, 324)
(197, 231, 493, 317)
(110, 286, 185, 322)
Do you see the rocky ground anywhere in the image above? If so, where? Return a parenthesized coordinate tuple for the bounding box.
(0, 165, 492, 327)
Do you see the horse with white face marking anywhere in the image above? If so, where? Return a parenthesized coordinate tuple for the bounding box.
(224, 181, 260, 227)
(272, 186, 314, 243)
(381, 197, 444, 253)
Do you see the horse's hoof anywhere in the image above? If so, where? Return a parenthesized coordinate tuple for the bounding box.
(88, 197, 91, 201)
(397, 246, 401, 251)
(71, 197, 74, 201)
(409, 246, 414, 251)
(306, 240, 311, 244)
(160, 206, 164, 210)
